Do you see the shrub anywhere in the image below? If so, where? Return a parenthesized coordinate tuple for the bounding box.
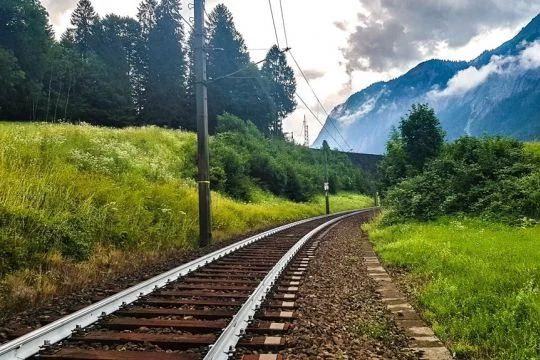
(385, 137, 539, 223)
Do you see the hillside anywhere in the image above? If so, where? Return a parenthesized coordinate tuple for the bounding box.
(314, 13, 540, 154)
(0, 120, 373, 311)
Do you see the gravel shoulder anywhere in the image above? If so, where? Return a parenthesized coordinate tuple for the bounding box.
(282, 214, 416, 359)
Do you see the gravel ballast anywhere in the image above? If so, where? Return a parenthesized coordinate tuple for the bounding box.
(282, 214, 417, 359)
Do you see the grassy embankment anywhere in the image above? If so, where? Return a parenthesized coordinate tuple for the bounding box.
(0, 122, 372, 313)
(365, 143, 540, 359)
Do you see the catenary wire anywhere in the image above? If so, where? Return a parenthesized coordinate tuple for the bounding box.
(268, 0, 281, 48)
(289, 51, 354, 151)
(295, 92, 346, 151)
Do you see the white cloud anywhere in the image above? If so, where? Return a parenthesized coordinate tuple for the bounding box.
(336, 92, 382, 126)
(520, 41, 540, 69)
(430, 41, 540, 98)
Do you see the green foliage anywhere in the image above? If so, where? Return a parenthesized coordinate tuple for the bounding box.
(70, 0, 99, 55)
(211, 114, 374, 202)
(0, 121, 373, 278)
(400, 103, 445, 170)
(0, 0, 52, 120)
(261, 45, 297, 135)
(385, 137, 539, 223)
(365, 217, 540, 360)
(142, 0, 188, 128)
(206, 4, 279, 134)
(380, 104, 445, 192)
(1, 0, 292, 134)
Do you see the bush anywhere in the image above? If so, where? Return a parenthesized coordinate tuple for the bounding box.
(385, 137, 539, 223)
(212, 113, 374, 202)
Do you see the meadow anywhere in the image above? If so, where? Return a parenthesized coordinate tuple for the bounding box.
(0, 122, 372, 313)
(365, 217, 540, 359)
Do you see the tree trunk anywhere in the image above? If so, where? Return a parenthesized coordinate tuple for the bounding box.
(53, 79, 63, 122)
(45, 70, 53, 121)
(64, 71, 72, 121)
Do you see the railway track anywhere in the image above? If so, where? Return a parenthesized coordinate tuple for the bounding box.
(0, 208, 376, 360)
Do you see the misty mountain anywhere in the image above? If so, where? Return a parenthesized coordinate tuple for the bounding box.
(314, 13, 540, 154)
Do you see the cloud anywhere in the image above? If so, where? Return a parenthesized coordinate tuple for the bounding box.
(41, 0, 77, 23)
(334, 21, 347, 32)
(430, 41, 540, 98)
(303, 69, 325, 81)
(342, 0, 540, 73)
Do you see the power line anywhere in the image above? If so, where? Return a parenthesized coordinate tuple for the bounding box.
(278, 0, 289, 48)
(203, 2, 210, 19)
(267, 0, 281, 48)
(179, 12, 194, 31)
(209, 48, 290, 84)
(288, 51, 354, 152)
(295, 92, 346, 152)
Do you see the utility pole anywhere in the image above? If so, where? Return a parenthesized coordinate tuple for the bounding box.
(194, 0, 211, 247)
(323, 143, 330, 215)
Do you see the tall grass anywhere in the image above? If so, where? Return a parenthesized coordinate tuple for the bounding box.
(365, 217, 540, 359)
(0, 122, 372, 312)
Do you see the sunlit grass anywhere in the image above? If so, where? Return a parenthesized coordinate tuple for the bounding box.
(525, 142, 540, 161)
(365, 216, 540, 359)
(0, 122, 373, 313)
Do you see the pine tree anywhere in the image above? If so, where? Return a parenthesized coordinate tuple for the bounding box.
(90, 15, 141, 125)
(0, 0, 52, 120)
(70, 0, 99, 55)
(206, 4, 250, 132)
(261, 45, 297, 136)
(143, 0, 187, 128)
(135, 0, 157, 118)
(137, 0, 158, 38)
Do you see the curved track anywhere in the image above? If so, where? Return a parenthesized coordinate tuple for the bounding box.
(0, 209, 376, 360)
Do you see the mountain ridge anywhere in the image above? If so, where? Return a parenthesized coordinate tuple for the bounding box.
(314, 13, 540, 153)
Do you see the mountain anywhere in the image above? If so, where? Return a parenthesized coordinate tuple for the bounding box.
(313, 13, 540, 154)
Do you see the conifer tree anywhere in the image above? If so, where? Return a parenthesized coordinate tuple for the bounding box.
(143, 0, 187, 128)
(261, 45, 297, 136)
(206, 4, 250, 132)
(135, 0, 157, 118)
(70, 0, 99, 55)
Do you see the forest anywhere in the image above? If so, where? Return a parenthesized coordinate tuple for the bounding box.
(0, 0, 296, 136)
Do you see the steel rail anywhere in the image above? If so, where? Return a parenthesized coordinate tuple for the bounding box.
(0, 209, 372, 360)
(204, 208, 370, 360)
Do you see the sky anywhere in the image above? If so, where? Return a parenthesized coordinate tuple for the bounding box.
(41, 0, 540, 147)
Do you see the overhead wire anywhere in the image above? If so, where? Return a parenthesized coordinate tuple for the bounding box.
(267, 0, 281, 48)
(295, 92, 346, 152)
(288, 51, 354, 152)
(275, 1, 351, 151)
(179, 12, 194, 31)
(278, 0, 289, 48)
(208, 48, 290, 83)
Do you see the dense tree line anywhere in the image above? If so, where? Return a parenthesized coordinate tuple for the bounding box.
(380, 104, 540, 223)
(0, 0, 296, 136)
(211, 114, 374, 202)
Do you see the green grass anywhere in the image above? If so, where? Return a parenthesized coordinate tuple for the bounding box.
(365, 217, 540, 359)
(525, 142, 540, 161)
(0, 122, 372, 279)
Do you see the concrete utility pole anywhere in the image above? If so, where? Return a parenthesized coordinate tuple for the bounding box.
(194, 0, 211, 247)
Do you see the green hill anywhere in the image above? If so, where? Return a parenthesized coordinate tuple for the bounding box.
(0, 117, 373, 311)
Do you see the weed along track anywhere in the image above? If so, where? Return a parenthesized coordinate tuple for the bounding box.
(0, 209, 375, 360)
